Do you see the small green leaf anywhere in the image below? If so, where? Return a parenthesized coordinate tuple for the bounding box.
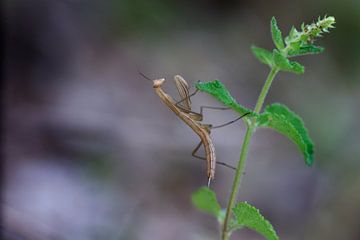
(231, 202, 279, 240)
(273, 50, 304, 74)
(191, 187, 222, 220)
(257, 103, 314, 166)
(251, 46, 273, 67)
(195, 80, 252, 116)
(288, 45, 325, 57)
(271, 17, 285, 50)
(289, 41, 302, 53)
(289, 61, 305, 74)
(273, 50, 289, 68)
(285, 26, 299, 45)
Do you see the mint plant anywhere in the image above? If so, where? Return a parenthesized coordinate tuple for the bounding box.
(191, 16, 335, 240)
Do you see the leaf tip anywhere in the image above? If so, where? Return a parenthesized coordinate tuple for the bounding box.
(305, 147, 314, 166)
(271, 16, 277, 23)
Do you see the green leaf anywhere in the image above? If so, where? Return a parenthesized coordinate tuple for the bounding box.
(195, 80, 253, 116)
(273, 50, 288, 68)
(284, 26, 299, 45)
(231, 202, 279, 240)
(257, 103, 314, 166)
(251, 46, 273, 67)
(191, 187, 222, 220)
(288, 45, 325, 57)
(273, 50, 304, 74)
(289, 61, 305, 74)
(271, 17, 285, 50)
(289, 40, 302, 53)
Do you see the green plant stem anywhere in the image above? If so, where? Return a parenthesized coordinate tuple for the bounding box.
(254, 68, 279, 114)
(221, 67, 279, 240)
(221, 126, 254, 240)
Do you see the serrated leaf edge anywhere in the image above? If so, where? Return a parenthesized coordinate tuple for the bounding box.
(195, 80, 253, 116)
(271, 17, 285, 50)
(231, 202, 279, 240)
(257, 103, 314, 166)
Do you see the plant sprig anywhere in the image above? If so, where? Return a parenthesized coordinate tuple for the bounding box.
(252, 15, 335, 73)
(191, 15, 335, 240)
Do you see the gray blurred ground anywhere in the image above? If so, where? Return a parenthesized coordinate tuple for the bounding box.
(3, 0, 360, 239)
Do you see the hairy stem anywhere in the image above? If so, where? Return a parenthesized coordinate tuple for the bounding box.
(254, 68, 279, 113)
(221, 67, 279, 240)
(221, 127, 254, 239)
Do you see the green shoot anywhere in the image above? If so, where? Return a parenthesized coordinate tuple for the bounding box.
(191, 15, 335, 240)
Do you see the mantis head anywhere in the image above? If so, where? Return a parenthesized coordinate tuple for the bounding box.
(153, 78, 165, 88)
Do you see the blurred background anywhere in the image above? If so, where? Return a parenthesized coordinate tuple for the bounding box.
(3, 0, 360, 239)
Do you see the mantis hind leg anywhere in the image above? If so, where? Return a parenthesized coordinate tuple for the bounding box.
(175, 89, 204, 121)
(191, 141, 205, 160)
(198, 110, 250, 130)
(191, 141, 236, 170)
(211, 112, 250, 129)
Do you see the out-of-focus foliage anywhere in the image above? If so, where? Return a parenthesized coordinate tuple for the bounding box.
(4, 0, 360, 239)
(191, 187, 222, 221)
(191, 187, 279, 240)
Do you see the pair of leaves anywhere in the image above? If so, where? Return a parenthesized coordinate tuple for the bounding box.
(257, 103, 314, 166)
(192, 187, 279, 240)
(251, 47, 304, 74)
(273, 50, 304, 74)
(196, 80, 314, 166)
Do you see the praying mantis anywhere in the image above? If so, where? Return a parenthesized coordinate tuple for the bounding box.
(145, 74, 249, 186)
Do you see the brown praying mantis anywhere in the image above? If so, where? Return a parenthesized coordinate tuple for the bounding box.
(144, 73, 249, 186)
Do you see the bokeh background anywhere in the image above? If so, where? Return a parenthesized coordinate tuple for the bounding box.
(3, 0, 360, 239)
